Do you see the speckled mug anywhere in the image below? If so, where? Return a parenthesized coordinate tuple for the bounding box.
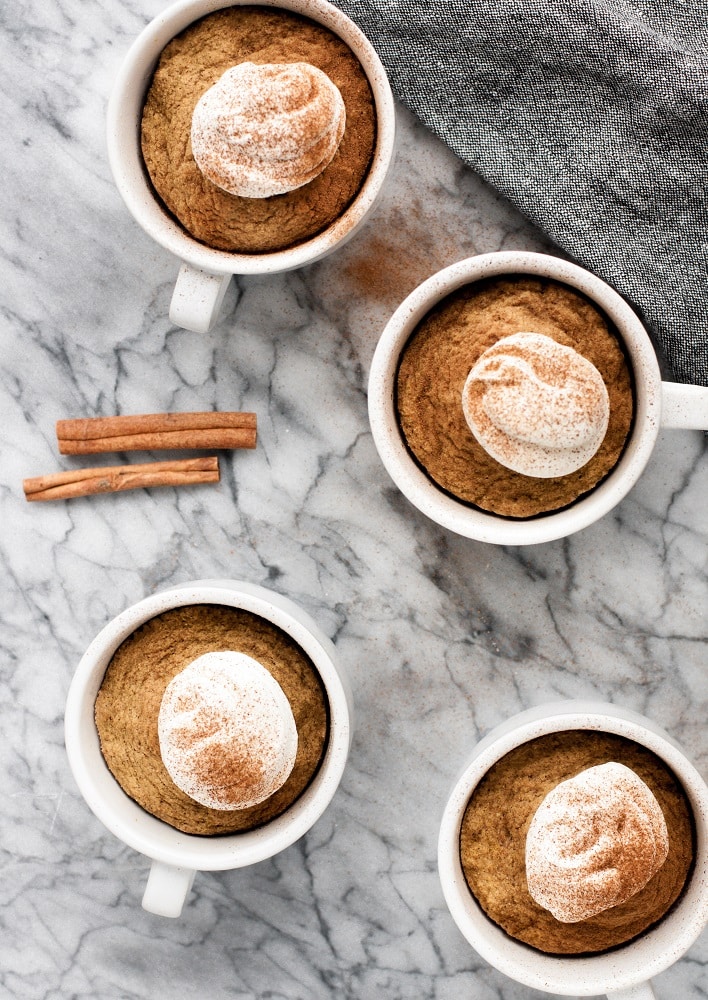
(368, 251, 708, 545)
(107, 0, 396, 333)
(438, 702, 708, 999)
(65, 580, 352, 918)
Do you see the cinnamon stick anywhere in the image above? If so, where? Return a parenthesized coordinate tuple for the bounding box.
(23, 457, 219, 502)
(56, 412, 257, 455)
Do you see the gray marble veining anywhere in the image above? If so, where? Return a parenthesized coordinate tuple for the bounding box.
(1, 2, 706, 998)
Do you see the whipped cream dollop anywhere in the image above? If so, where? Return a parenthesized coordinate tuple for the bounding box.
(461, 332, 610, 477)
(158, 651, 298, 810)
(190, 61, 346, 199)
(525, 762, 669, 923)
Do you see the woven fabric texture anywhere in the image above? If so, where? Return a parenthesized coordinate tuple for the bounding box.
(333, 0, 708, 386)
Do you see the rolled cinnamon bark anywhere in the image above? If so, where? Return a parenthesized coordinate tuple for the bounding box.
(23, 457, 220, 502)
(56, 412, 257, 454)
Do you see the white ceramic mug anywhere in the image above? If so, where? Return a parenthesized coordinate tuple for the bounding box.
(438, 701, 708, 998)
(106, 0, 396, 333)
(65, 579, 352, 918)
(368, 251, 708, 545)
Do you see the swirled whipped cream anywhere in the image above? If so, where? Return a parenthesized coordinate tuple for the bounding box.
(461, 332, 610, 477)
(158, 651, 298, 810)
(190, 61, 346, 199)
(525, 762, 669, 923)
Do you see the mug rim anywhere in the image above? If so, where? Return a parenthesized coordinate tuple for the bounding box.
(437, 701, 708, 996)
(106, 0, 396, 274)
(64, 580, 351, 871)
(367, 250, 663, 546)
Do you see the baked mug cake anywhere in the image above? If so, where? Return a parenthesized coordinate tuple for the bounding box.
(459, 730, 694, 955)
(438, 703, 708, 998)
(107, 0, 396, 332)
(395, 273, 634, 519)
(94, 603, 330, 835)
(141, 4, 377, 254)
(65, 581, 352, 917)
(368, 251, 708, 545)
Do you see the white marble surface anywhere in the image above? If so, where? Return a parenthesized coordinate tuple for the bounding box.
(2, 2, 707, 998)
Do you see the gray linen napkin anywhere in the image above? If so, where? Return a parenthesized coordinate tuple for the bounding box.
(332, 0, 708, 387)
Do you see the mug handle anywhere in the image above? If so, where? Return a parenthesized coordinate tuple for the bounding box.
(142, 860, 197, 918)
(169, 263, 232, 334)
(661, 382, 708, 430)
(607, 984, 656, 999)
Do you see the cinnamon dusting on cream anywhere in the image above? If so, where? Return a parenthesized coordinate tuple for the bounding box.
(158, 650, 298, 810)
(462, 332, 610, 478)
(525, 762, 669, 923)
(191, 61, 346, 199)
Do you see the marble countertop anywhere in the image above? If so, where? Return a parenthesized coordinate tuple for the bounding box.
(2, 2, 706, 998)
